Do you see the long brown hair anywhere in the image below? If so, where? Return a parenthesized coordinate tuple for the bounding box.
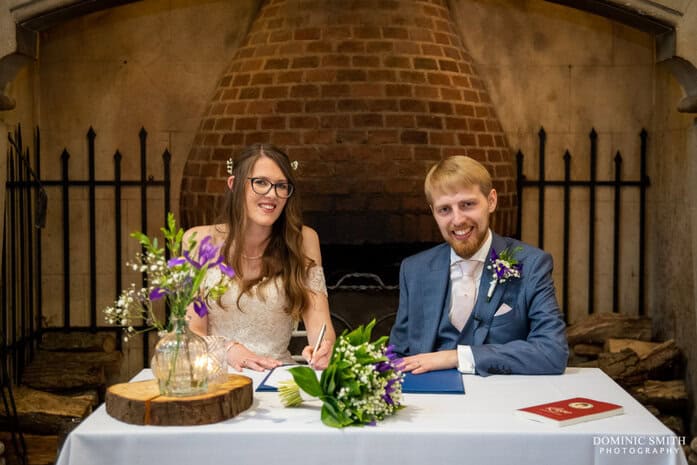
(218, 144, 311, 319)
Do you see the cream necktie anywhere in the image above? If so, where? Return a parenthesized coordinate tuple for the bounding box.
(450, 259, 479, 332)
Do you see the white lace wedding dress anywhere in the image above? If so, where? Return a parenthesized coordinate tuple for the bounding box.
(205, 266, 328, 363)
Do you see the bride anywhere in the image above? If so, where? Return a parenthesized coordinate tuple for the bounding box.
(185, 144, 335, 371)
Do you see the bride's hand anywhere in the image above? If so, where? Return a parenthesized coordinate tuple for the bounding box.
(227, 343, 282, 372)
(302, 339, 333, 370)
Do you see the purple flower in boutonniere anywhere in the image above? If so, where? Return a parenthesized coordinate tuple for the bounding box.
(486, 246, 523, 301)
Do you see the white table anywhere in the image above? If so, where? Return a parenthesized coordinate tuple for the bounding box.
(56, 368, 687, 465)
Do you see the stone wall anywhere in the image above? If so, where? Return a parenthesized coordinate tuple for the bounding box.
(651, 63, 697, 433)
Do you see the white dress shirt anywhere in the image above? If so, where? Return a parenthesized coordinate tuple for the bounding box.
(449, 229, 492, 374)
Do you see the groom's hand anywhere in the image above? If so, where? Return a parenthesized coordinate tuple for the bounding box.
(399, 350, 458, 374)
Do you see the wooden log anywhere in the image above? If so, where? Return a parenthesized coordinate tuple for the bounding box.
(637, 339, 682, 371)
(21, 350, 123, 391)
(596, 349, 645, 385)
(573, 343, 603, 357)
(69, 390, 100, 409)
(106, 374, 253, 426)
(31, 350, 122, 369)
(605, 338, 661, 358)
(597, 340, 682, 386)
(22, 358, 105, 392)
(40, 331, 116, 352)
(0, 386, 92, 435)
(0, 432, 58, 465)
(658, 414, 686, 436)
(567, 313, 652, 345)
(688, 451, 697, 465)
(630, 380, 688, 413)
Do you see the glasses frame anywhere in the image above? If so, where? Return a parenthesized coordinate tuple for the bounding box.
(247, 177, 295, 199)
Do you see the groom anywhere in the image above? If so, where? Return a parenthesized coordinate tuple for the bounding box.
(389, 156, 568, 376)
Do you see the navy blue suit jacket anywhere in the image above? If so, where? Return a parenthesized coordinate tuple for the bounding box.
(389, 233, 568, 375)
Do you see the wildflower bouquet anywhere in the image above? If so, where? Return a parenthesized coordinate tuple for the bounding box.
(103, 213, 234, 396)
(104, 212, 234, 338)
(278, 320, 404, 428)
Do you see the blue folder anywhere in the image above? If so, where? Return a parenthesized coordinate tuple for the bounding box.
(402, 369, 465, 394)
(257, 366, 465, 394)
(257, 369, 281, 392)
(256, 365, 310, 392)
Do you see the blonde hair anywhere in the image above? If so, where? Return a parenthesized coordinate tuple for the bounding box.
(218, 144, 311, 319)
(424, 156, 493, 203)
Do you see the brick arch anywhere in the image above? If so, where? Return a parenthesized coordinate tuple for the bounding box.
(180, 0, 518, 243)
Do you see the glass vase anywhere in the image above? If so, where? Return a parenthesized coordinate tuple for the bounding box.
(151, 316, 208, 397)
(202, 335, 229, 385)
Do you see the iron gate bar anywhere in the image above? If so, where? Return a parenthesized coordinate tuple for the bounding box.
(140, 127, 150, 369)
(613, 152, 622, 313)
(88, 128, 97, 329)
(588, 129, 598, 315)
(520, 180, 644, 187)
(163, 149, 172, 324)
(19, 143, 28, 379)
(61, 149, 70, 327)
(114, 151, 123, 301)
(114, 151, 123, 351)
(164, 149, 171, 219)
(538, 127, 546, 249)
(36, 180, 168, 187)
(32, 128, 41, 361)
(639, 129, 648, 316)
(515, 150, 523, 240)
(9, 153, 17, 380)
(2, 219, 7, 354)
(562, 150, 571, 324)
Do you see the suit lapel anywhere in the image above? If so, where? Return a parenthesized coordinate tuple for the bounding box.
(419, 245, 451, 353)
(459, 233, 510, 345)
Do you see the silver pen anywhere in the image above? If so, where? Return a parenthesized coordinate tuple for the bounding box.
(309, 323, 327, 365)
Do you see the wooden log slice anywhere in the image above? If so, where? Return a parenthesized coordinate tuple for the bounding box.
(106, 374, 253, 426)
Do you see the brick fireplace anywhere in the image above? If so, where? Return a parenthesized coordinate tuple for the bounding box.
(180, 0, 516, 245)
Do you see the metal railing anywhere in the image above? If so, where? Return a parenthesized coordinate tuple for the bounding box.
(516, 128, 649, 321)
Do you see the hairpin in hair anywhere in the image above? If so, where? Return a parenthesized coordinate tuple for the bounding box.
(291, 160, 299, 171)
(226, 158, 234, 175)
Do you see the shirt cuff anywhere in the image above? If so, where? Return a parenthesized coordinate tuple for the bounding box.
(457, 345, 476, 374)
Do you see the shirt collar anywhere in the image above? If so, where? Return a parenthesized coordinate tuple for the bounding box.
(449, 228, 493, 266)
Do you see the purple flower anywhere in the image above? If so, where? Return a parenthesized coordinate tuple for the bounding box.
(197, 236, 223, 267)
(375, 361, 391, 373)
(219, 262, 235, 278)
(167, 256, 186, 267)
(193, 298, 208, 318)
(183, 249, 200, 269)
(385, 344, 399, 361)
(149, 287, 167, 301)
(487, 247, 523, 301)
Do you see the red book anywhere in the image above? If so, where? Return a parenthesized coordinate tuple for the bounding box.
(516, 397, 623, 426)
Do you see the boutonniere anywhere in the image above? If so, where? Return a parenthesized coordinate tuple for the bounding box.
(486, 246, 523, 301)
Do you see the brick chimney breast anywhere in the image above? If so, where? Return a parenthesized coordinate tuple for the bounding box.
(181, 0, 516, 244)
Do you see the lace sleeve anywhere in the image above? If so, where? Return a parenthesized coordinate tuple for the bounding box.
(306, 266, 328, 297)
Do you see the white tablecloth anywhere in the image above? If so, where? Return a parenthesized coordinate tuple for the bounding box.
(55, 368, 687, 465)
